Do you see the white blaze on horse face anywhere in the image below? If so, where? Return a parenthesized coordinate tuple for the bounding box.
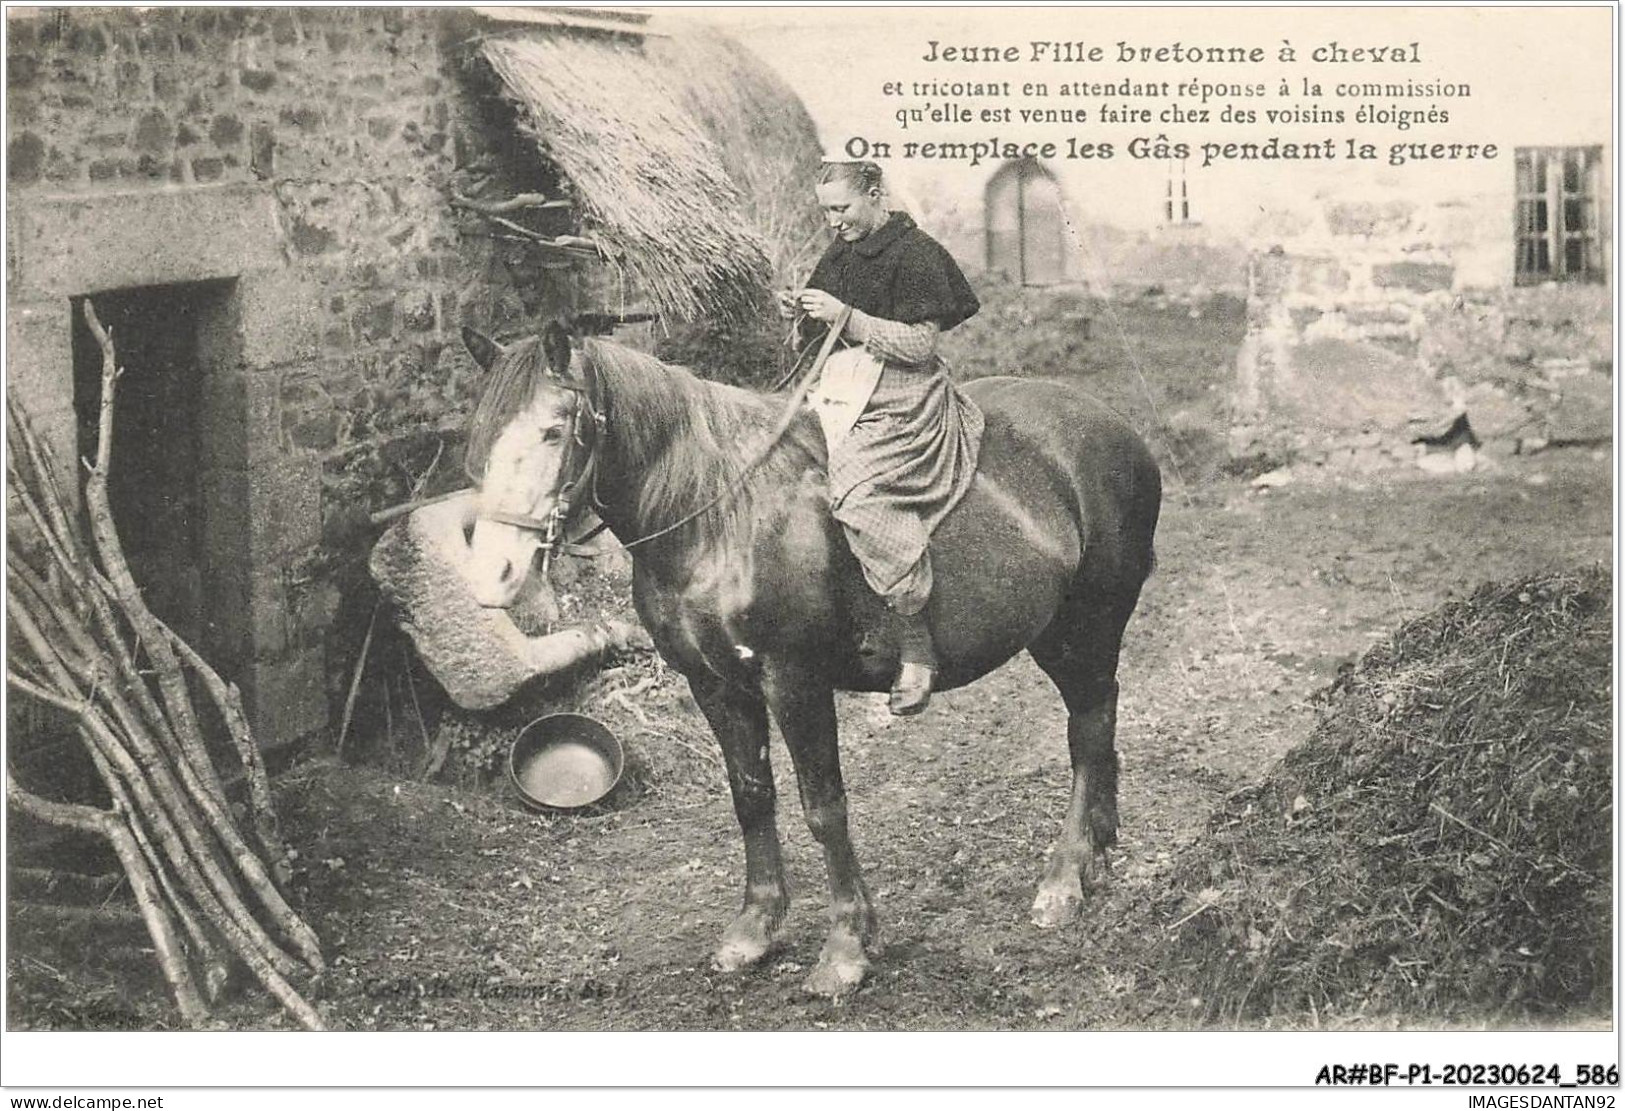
(467, 394, 573, 609)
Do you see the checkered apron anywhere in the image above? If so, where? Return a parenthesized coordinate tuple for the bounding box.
(823, 356, 985, 611)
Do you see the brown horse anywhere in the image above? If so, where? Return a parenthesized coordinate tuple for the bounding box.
(461, 323, 1161, 996)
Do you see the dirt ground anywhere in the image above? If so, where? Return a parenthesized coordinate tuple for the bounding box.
(7, 293, 1612, 1032)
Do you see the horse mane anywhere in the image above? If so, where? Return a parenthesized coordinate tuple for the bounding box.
(582, 339, 825, 555)
(465, 333, 825, 557)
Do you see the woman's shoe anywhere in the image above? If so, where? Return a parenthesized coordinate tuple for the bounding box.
(889, 662, 934, 716)
(889, 608, 936, 716)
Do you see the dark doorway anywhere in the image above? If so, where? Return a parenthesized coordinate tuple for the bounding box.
(985, 158, 1068, 286)
(70, 280, 243, 663)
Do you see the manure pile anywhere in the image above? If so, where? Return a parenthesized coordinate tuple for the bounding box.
(1162, 567, 1613, 1024)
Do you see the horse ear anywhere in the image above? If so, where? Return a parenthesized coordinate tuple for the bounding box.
(541, 320, 573, 378)
(461, 326, 504, 373)
(574, 337, 599, 406)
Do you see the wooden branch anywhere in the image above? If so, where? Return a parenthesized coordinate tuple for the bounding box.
(89, 703, 314, 1024)
(451, 190, 572, 215)
(336, 603, 379, 761)
(79, 300, 227, 813)
(7, 392, 90, 564)
(5, 557, 97, 676)
(7, 487, 213, 885)
(18, 668, 232, 1003)
(480, 212, 604, 258)
(10, 579, 319, 975)
(81, 735, 232, 1004)
(10, 400, 190, 792)
(7, 777, 208, 1027)
(402, 645, 434, 772)
(10, 663, 323, 1027)
(7, 318, 323, 1029)
(104, 616, 323, 968)
(84, 713, 323, 1027)
(10, 522, 214, 871)
(5, 449, 84, 596)
(370, 485, 474, 526)
(484, 237, 581, 269)
(7, 611, 312, 987)
(157, 618, 292, 888)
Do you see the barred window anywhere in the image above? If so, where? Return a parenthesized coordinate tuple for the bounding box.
(1515, 146, 1604, 283)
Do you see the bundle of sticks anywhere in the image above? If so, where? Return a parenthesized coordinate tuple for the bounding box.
(6, 301, 325, 1029)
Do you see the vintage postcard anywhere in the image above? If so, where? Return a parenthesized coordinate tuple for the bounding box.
(3, 2, 1615, 1098)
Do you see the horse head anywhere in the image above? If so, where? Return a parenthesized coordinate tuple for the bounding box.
(462, 320, 600, 609)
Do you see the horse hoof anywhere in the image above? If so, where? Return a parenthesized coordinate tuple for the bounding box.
(1030, 882, 1083, 929)
(712, 942, 765, 973)
(803, 954, 868, 998)
(803, 927, 870, 997)
(712, 935, 772, 973)
(711, 907, 783, 972)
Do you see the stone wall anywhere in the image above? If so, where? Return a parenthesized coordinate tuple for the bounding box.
(1233, 243, 1612, 474)
(6, 7, 581, 745)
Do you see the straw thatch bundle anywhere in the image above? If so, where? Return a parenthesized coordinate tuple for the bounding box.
(481, 33, 773, 322)
(645, 24, 826, 285)
(1161, 567, 1612, 1025)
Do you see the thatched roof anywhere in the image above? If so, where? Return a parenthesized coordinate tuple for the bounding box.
(481, 30, 779, 322)
(644, 24, 827, 284)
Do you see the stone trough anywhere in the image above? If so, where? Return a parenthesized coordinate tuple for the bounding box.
(369, 492, 643, 710)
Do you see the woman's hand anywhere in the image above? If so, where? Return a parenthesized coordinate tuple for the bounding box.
(775, 289, 798, 320)
(796, 289, 846, 323)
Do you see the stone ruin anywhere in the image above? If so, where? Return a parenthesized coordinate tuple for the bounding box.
(1232, 246, 1611, 479)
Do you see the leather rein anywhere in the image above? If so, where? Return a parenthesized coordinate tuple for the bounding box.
(475, 369, 609, 581)
(476, 306, 852, 578)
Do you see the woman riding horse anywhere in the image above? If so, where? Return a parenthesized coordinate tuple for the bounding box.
(459, 165, 1161, 996)
(781, 159, 984, 716)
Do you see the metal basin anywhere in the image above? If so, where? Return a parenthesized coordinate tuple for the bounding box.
(508, 713, 625, 811)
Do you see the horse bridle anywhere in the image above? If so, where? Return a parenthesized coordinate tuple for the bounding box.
(475, 306, 852, 577)
(476, 370, 607, 581)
